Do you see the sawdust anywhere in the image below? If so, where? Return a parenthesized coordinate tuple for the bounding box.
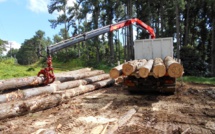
(0, 83, 215, 134)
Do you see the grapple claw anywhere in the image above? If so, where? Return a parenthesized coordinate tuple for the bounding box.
(37, 56, 55, 85)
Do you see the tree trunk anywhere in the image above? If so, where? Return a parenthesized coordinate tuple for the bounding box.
(138, 59, 154, 78)
(153, 58, 166, 78)
(0, 79, 115, 120)
(108, 7, 114, 64)
(212, 13, 215, 76)
(164, 56, 184, 78)
(175, 3, 180, 59)
(184, 0, 190, 46)
(109, 64, 123, 79)
(0, 74, 110, 103)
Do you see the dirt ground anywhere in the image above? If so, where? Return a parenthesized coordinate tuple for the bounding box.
(0, 82, 215, 134)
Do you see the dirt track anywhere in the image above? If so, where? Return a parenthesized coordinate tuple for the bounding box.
(0, 83, 215, 134)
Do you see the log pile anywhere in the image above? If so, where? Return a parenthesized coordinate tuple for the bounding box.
(0, 68, 115, 120)
(109, 56, 184, 80)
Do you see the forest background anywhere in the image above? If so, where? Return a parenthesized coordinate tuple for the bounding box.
(0, 0, 215, 78)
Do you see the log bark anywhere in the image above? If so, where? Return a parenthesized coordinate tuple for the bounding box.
(55, 70, 104, 82)
(109, 64, 123, 79)
(122, 60, 139, 76)
(164, 56, 184, 78)
(136, 59, 147, 70)
(0, 79, 115, 120)
(153, 58, 166, 78)
(0, 76, 45, 92)
(0, 68, 92, 92)
(0, 74, 110, 103)
(138, 59, 154, 78)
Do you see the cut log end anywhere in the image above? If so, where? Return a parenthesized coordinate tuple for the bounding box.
(109, 69, 120, 79)
(167, 63, 184, 78)
(139, 68, 150, 78)
(122, 64, 135, 76)
(153, 65, 166, 78)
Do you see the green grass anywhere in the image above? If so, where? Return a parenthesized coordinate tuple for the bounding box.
(0, 58, 41, 79)
(0, 58, 65, 79)
(178, 76, 215, 85)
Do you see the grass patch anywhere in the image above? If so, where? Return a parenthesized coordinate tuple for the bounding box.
(178, 76, 215, 85)
(0, 58, 86, 79)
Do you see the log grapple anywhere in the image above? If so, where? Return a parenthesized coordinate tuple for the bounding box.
(37, 56, 55, 85)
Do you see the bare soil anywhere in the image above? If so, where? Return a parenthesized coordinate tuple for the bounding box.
(0, 83, 215, 134)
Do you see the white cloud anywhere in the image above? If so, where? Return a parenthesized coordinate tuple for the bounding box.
(67, 0, 75, 7)
(0, 0, 6, 3)
(27, 0, 49, 13)
(53, 0, 76, 16)
(3, 41, 21, 55)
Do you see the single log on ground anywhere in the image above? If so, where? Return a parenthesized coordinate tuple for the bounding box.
(153, 58, 166, 78)
(0, 68, 92, 92)
(0, 74, 110, 103)
(109, 64, 123, 79)
(0, 77, 44, 92)
(138, 59, 154, 78)
(164, 56, 184, 78)
(63, 79, 114, 98)
(54, 70, 104, 82)
(0, 79, 115, 120)
(122, 60, 139, 76)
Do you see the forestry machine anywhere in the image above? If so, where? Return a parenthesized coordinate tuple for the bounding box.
(38, 18, 175, 93)
(37, 18, 155, 85)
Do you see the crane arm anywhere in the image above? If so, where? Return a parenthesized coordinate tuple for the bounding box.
(47, 18, 155, 55)
(38, 18, 155, 85)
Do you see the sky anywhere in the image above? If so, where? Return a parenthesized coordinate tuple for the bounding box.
(0, 0, 75, 52)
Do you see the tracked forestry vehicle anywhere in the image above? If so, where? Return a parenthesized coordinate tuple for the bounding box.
(38, 18, 181, 93)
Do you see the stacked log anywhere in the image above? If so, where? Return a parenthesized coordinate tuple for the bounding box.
(164, 56, 184, 78)
(153, 58, 166, 78)
(109, 64, 123, 79)
(0, 74, 110, 103)
(138, 59, 153, 78)
(122, 60, 139, 76)
(109, 56, 183, 79)
(0, 68, 115, 120)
